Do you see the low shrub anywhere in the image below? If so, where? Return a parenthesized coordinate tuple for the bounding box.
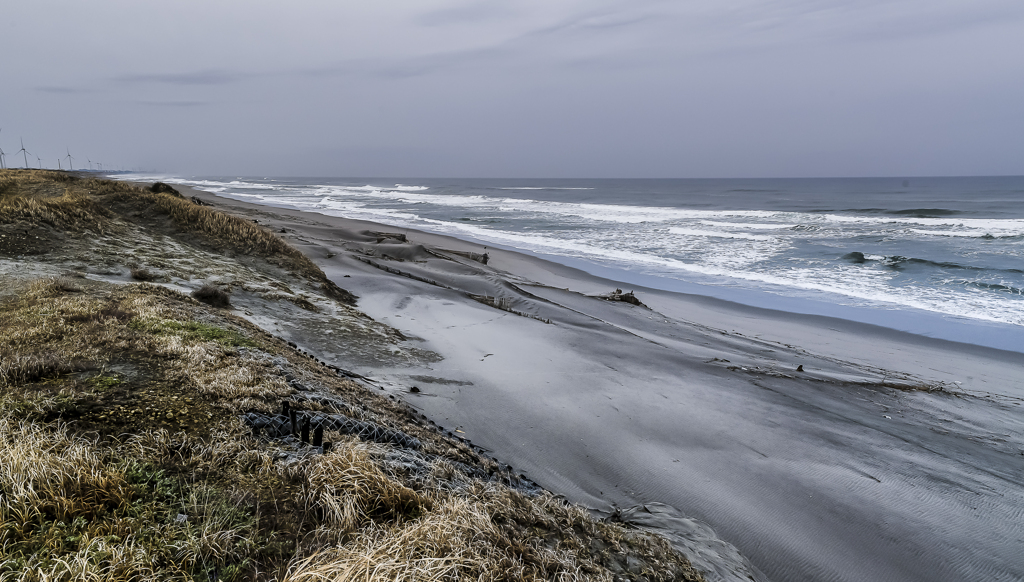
(149, 182, 181, 196)
(130, 267, 158, 281)
(192, 284, 231, 308)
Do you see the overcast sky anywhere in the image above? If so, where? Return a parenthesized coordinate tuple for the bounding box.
(2, 1, 1023, 178)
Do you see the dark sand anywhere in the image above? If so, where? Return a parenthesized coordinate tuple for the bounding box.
(183, 185, 1024, 582)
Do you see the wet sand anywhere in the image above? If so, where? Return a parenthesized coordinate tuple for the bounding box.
(183, 185, 1024, 582)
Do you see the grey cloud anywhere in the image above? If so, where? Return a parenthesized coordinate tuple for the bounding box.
(297, 44, 510, 80)
(135, 100, 209, 107)
(6, 1, 1022, 178)
(301, 8, 657, 81)
(734, 0, 1024, 45)
(415, 3, 514, 26)
(115, 70, 237, 86)
(34, 86, 83, 94)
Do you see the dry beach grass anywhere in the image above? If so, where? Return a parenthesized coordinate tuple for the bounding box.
(0, 170, 702, 582)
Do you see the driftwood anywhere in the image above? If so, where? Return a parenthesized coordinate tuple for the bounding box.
(468, 294, 551, 324)
(441, 249, 489, 264)
(353, 255, 453, 290)
(366, 231, 407, 243)
(595, 289, 646, 307)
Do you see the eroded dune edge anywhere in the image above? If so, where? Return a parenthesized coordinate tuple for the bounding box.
(0, 170, 707, 582)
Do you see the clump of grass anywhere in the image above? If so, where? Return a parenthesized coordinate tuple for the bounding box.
(283, 498, 501, 582)
(192, 284, 231, 308)
(86, 374, 122, 391)
(29, 275, 82, 295)
(0, 391, 78, 419)
(0, 352, 89, 388)
(65, 305, 135, 324)
(0, 417, 261, 582)
(37, 170, 77, 183)
(290, 296, 320, 312)
(0, 175, 17, 197)
(0, 185, 111, 233)
(130, 266, 158, 281)
(293, 441, 426, 541)
(0, 417, 132, 522)
(282, 487, 604, 582)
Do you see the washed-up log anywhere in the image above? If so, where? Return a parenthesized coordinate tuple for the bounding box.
(594, 288, 646, 307)
(441, 249, 489, 264)
(468, 293, 551, 324)
(365, 231, 407, 243)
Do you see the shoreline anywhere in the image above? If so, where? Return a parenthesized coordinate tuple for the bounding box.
(181, 182, 1023, 377)
(173, 180, 1024, 582)
(171, 183, 1024, 355)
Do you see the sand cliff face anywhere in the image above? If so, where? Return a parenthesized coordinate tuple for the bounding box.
(0, 170, 705, 582)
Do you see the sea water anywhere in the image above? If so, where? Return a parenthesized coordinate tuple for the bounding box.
(121, 175, 1024, 352)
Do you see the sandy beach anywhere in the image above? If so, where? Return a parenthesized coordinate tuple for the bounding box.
(180, 184, 1024, 582)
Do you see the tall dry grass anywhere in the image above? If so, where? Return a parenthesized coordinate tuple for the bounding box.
(291, 440, 426, 543)
(0, 188, 112, 232)
(282, 491, 600, 582)
(0, 415, 264, 581)
(0, 417, 164, 581)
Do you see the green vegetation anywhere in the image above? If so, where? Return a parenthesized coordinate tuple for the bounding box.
(130, 319, 257, 348)
(85, 374, 122, 391)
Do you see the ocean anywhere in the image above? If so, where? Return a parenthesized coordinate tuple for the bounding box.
(121, 174, 1024, 353)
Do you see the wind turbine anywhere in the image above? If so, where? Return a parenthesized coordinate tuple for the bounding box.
(0, 128, 5, 169)
(36, 155, 43, 169)
(15, 139, 30, 168)
(64, 148, 74, 171)
(57, 158, 62, 170)
(87, 158, 93, 170)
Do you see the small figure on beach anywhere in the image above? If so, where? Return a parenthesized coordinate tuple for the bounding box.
(482, 252, 489, 265)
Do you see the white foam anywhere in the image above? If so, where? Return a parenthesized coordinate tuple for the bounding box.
(822, 213, 1024, 231)
(700, 221, 798, 230)
(669, 228, 774, 241)
(327, 189, 782, 224)
(912, 229, 1022, 239)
